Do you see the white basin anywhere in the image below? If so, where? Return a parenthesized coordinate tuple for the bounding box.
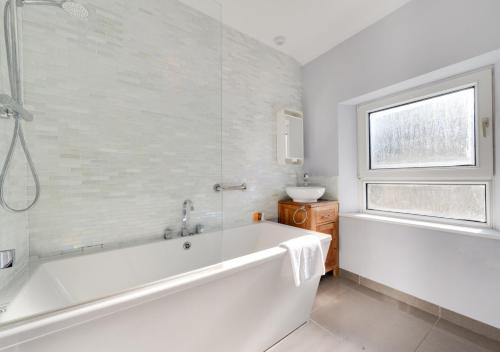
(286, 186, 325, 203)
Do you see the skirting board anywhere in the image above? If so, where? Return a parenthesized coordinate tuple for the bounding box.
(340, 269, 500, 343)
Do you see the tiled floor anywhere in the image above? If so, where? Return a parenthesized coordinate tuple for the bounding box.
(268, 276, 500, 352)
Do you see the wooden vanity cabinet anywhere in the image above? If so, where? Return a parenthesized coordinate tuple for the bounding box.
(278, 200, 339, 275)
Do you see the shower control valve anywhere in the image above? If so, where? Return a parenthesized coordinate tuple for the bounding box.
(0, 94, 34, 121)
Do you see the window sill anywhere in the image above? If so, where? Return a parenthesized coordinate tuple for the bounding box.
(340, 213, 500, 241)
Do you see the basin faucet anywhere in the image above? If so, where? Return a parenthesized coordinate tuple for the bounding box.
(303, 173, 310, 186)
(180, 200, 194, 237)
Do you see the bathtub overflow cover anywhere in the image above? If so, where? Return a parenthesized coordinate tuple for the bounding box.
(183, 241, 192, 250)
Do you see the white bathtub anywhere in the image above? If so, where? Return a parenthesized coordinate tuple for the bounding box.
(0, 222, 330, 352)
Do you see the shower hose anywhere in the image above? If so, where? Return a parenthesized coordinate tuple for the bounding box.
(0, 0, 41, 212)
(0, 115, 40, 212)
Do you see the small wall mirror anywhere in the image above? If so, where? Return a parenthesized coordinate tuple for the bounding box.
(277, 109, 304, 165)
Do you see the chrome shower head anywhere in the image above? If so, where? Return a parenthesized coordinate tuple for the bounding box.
(60, 1, 88, 18)
(20, 0, 89, 18)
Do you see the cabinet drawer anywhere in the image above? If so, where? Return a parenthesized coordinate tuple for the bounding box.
(314, 207, 337, 224)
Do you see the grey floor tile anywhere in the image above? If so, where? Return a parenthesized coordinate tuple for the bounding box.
(312, 277, 437, 352)
(417, 320, 500, 352)
(277, 277, 500, 352)
(267, 321, 365, 352)
(312, 275, 355, 312)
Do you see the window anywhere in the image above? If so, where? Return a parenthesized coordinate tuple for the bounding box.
(366, 183, 487, 223)
(369, 88, 476, 170)
(358, 68, 493, 226)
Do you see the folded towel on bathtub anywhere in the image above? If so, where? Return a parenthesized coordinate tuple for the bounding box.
(280, 235, 325, 287)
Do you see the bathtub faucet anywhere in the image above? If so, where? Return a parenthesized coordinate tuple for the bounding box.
(180, 200, 195, 237)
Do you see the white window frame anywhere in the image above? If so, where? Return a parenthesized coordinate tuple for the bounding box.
(357, 68, 494, 227)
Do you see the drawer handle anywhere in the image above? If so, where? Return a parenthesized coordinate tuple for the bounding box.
(292, 206, 308, 225)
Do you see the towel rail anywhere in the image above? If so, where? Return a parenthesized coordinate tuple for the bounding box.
(213, 183, 247, 192)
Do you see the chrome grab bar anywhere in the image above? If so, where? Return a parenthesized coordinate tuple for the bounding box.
(213, 183, 247, 192)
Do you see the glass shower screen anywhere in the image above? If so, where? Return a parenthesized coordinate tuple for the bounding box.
(0, 0, 222, 326)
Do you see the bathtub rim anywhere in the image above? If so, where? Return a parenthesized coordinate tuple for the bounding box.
(0, 222, 330, 350)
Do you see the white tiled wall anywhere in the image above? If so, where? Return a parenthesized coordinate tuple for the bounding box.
(0, 0, 302, 271)
(222, 28, 302, 228)
(21, 0, 223, 257)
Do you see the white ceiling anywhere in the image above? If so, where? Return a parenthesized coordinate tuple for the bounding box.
(182, 0, 412, 65)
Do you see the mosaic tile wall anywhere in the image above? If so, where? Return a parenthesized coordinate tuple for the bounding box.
(0, 0, 302, 263)
(22, 0, 223, 257)
(221, 28, 302, 228)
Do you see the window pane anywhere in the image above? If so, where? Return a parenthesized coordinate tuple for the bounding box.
(366, 183, 487, 223)
(369, 88, 475, 169)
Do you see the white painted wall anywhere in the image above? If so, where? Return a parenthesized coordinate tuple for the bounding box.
(337, 105, 358, 213)
(303, 0, 500, 176)
(341, 216, 500, 328)
(302, 0, 500, 328)
(340, 60, 500, 330)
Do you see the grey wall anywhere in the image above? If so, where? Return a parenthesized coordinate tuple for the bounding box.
(302, 0, 500, 327)
(303, 0, 500, 176)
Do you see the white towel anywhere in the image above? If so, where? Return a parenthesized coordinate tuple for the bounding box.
(280, 235, 325, 287)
